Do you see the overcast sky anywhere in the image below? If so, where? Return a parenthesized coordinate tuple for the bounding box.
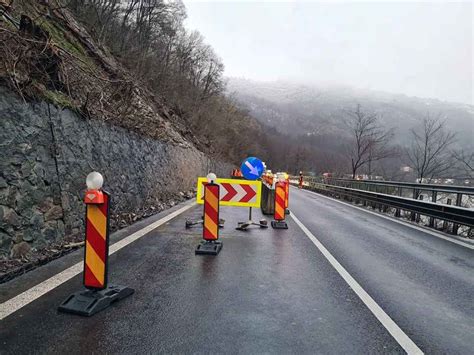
(183, 1, 473, 104)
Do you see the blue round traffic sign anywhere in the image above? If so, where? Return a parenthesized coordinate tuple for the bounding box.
(240, 157, 264, 180)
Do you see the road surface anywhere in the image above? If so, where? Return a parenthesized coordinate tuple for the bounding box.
(1, 187, 473, 354)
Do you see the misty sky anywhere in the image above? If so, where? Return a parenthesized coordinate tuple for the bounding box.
(183, 1, 473, 104)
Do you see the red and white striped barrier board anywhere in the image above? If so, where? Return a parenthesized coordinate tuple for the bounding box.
(197, 178, 262, 208)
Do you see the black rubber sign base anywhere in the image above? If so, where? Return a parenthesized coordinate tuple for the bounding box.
(185, 219, 225, 229)
(271, 220, 288, 229)
(195, 240, 223, 255)
(236, 219, 268, 231)
(58, 285, 134, 317)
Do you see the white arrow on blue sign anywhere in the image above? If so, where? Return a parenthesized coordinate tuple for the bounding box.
(240, 157, 264, 180)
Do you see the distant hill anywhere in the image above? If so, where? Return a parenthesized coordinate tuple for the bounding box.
(227, 78, 474, 148)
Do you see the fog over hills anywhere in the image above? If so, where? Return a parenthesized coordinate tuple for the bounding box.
(227, 78, 473, 149)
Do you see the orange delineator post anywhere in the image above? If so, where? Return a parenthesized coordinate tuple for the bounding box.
(203, 183, 219, 241)
(274, 182, 286, 221)
(58, 186, 134, 316)
(231, 169, 243, 178)
(196, 182, 223, 254)
(284, 179, 289, 210)
(83, 191, 110, 289)
(271, 181, 288, 229)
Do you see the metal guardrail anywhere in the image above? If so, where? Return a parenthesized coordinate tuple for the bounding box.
(298, 177, 474, 214)
(308, 183, 474, 227)
(323, 178, 474, 195)
(291, 177, 474, 237)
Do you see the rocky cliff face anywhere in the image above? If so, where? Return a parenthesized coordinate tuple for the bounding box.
(0, 86, 232, 261)
(0, 2, 234, 274)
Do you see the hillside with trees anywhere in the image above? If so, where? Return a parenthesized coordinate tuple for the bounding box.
(228, 78, 473, 180)
(1, 1, 471, 181)
(0, 0, 278, 166)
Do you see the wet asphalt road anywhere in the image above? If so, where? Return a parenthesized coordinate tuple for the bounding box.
(291, 187, 474, 354)
(1, 188, 473, 354)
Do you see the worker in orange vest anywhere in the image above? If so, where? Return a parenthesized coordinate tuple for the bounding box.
(298, 171, 303, 189)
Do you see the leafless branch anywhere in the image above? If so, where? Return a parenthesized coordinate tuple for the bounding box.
(406, 114, 457, 182)
(344, 104, 396, 178)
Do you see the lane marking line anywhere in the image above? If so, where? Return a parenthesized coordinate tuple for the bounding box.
(290, 212, 423, 354)
(296, 187, 474, 250)
(0, 202, 196, 321)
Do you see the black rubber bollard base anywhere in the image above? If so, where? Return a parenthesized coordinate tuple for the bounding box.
(58, 285, 134, 317)
(285, 209, 290, 215)
(271, 220, 288, 229)
(195, 240, 223, 255)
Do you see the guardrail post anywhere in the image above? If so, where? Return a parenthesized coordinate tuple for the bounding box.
(429, 191, 437, 227)
(442, 198, 452, 231)
(411, 189, 417, 221)
(367, 184, 374, 209)
(382, 186, 389, 212)
(452, 193, 463, 235)
(416, 195, 423, 222)
(395, 187, 402, 217)
(377, 186, 383, 211)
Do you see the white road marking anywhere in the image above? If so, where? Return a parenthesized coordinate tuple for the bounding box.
(0, 202, 196, 321)
(297, 187, 474, 250)
(290, 212, 423, 355)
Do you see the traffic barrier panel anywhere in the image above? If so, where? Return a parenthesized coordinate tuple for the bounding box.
(260, 183, 275, 215)
(196, 182, 223, 255)
(271, 181, 288, 229)
(58, 172, 134, 316)
(196, 177, 262, 208)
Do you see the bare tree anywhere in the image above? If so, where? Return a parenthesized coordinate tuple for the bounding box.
(344, 104, 395, 179)
(407, 115, 456, 183)
(453, 150, 474, 178)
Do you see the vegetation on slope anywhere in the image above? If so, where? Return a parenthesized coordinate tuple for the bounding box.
(0, 0, 284, 165)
